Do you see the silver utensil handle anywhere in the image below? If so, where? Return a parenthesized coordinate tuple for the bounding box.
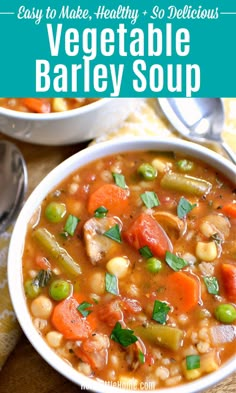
(221, 142, 236, 165)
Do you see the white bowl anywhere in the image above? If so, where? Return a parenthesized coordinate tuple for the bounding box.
(8, 138, 236, 393)
(0, 98, 142, 145)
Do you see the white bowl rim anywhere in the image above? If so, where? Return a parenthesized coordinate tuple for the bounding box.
(0, 97, 111, 121)
(8, 137, 236, 393)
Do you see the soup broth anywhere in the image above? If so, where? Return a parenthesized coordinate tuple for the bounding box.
(0, 98, 99, 113)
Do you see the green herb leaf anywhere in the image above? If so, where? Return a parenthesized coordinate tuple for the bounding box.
(139, 245, 153, 259)
(177, 197, 197, 219)
(211, 232, 223, 245)
(112, 173, 127, 189)
(103, 224, 121, 243)
(186, 355, 200, 370)
(203, 276, 219, 295)
(32, 269, 52, 288)
(64, 214, 80, 236)
(138, 350, 145, 364)
(94, 206, 108, 218)
(152, 300, 170, 324)
(111, 322, 138, 347)
(165, 251, 188, 271)
(140, 191, 160, 209)
(105, 272, 119, 295)
(77, 301, 92, 317)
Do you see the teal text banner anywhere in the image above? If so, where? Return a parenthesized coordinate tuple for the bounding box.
(0, 0, 236, 97)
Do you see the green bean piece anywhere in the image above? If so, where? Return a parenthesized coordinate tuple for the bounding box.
(45, 202, 66, 223)
(135, 323, 184, 351)
(160, 172, 212, 196)
(214, 304, 236, 324)
(49, 279, 71, 301)
(177, 159, 194, 172)
(24, 280, 41, 299)
(33, 228, 81, 276)
(138, 163, 157, 181)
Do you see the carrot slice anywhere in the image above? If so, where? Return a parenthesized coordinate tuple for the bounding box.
(124, 213, 172, 258)
(165, 271, 200, 313)
(221, 263, 236, 302)
(221, 203, 236, 218)
(51, 295, 97, 340)
(88, 184, 129, 216)
(21, 98, 51, 113)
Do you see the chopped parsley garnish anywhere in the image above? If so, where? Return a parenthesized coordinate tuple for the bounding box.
(112, 173, 127, 189)
(140, 191, 160, 209)
(105, 272, 119, 295)
(111, 322, 138, 347)
(103, 224, 121, 243)
(165, 251, 188, 271)
(186, 355, 200, 370)
(152, 300, 170, 324)
(77, 301, 93, 317)
(32, 269, 52, 288)
(64, 214, 80, 236)
(139, 245, 153, 259)
(177, 197, 197, 219)
(203, 276, 219, 295)
(138, 350, 145, 364)
(94, 206, 108, 218)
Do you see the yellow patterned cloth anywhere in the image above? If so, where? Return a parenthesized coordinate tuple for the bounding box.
(95, 98, 236, 153)
(0, 98, 235, 369)
(0, 228, 21, 369)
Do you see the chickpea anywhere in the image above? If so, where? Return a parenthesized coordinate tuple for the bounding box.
(46, 331, 63, 348)
(88, 270, 105, 295)
(106, 256, 130, 278)
(195, 241, 217, 262)
(30, 295, 53, 319)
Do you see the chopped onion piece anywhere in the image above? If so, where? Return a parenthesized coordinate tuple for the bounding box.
(210, 325, 236, 344)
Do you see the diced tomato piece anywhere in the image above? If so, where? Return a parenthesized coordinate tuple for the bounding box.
(97, 298, 142, 327)
(124, 213, 172, 258)
(35, 255, 51, 270)
(221, 263, 236, 302)
(121, 298, 142, 315)
(74, 333, 109, 370)
(98, 300, 123, 327)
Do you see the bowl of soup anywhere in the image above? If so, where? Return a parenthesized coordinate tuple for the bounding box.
(8, 138, 236, 393)
(0, 98, 141, 145)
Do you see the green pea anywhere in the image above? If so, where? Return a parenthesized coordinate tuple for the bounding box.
(177, 159, 194, 172)
(45, 202, 66, 223)
(146, 257, 162, 273)
(24, 280, 41, 299)
(214, 304, 236, 324)
(138, 163, 157, 181)
(49, 279, 71, 301)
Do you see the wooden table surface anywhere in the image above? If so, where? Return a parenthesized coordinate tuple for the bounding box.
(0, 132, 235, 393)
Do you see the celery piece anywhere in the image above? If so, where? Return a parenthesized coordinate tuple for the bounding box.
(135, 323, 184, 351)
(161, 172, 212, 196)
(33, 228, 81, 276)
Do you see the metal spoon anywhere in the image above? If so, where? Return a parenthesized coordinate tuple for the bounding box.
(157, 98, 236, 165)
(0, 140, 27, 234)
